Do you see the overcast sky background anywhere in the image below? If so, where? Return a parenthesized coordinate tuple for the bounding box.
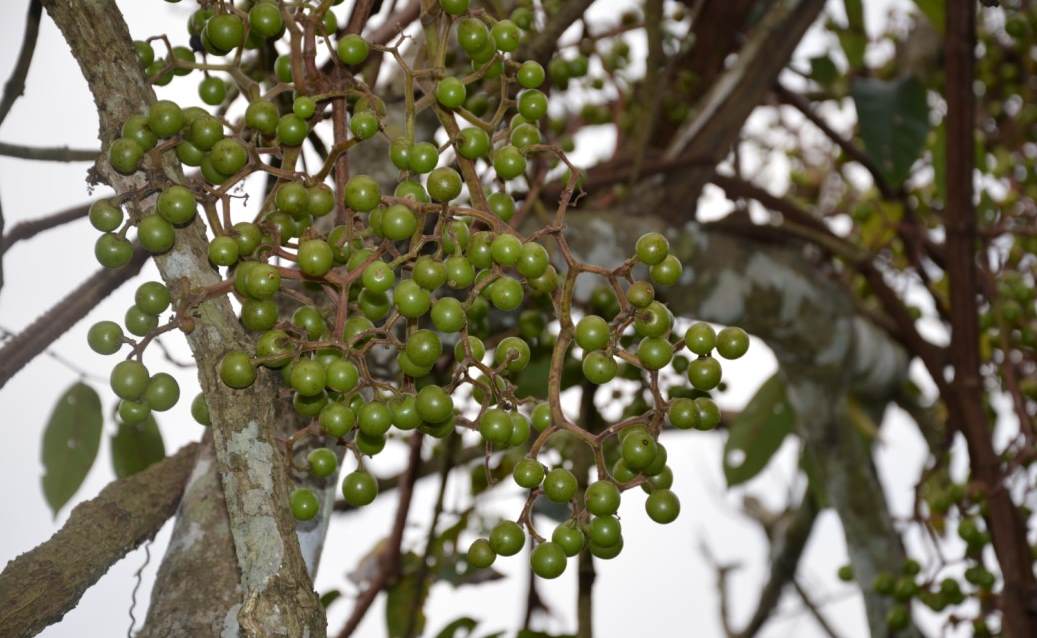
(0, 1, 973, 637)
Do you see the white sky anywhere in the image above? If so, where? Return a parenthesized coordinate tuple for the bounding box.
(0, 1, 964, 637)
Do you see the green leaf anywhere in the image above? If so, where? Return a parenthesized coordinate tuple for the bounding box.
(41, 382, 103, 516)
(809, 55, 839, 86)
(912, 0, 944, 32)
(836, 30, 867, 69)
(386, 553, 426, 638)
(722, 374, 795, 487)
(852, 76, 930, 187)
(434, 617, 478, 638)
(843, 0, 864, 31)
(111, 415, 166, 479)
(319, 589, 341, 608)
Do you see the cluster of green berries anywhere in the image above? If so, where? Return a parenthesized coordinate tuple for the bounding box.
(87, 0, 751, 558)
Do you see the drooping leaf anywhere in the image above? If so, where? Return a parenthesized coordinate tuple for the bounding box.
(912, 0, 945, 32)
(385, 556, 425, 638)
(843, 0, 864, 30)
(433, 617, 478, 638)
(319, 589, 341, 608)
(809, 55, 839, 86)
(41, 382, 103, 516)
(723, 374, 795, 487)
(852, 76, 931, 187)
(111, 414, 165, 479)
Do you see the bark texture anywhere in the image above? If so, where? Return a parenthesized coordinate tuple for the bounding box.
(0, 443, 198, 638)
(41, 1, 324, 635)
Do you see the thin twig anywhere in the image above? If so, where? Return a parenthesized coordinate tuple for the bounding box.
(0, 202, 91, 255)
(0, 0, 42, 128)
(0, 141, 99, 162)
(336, 432, 423, 638)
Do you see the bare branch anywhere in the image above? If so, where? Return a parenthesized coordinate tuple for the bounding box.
(0, 202, 90, 255)
(0, 141, 99, 162)
(0, 443, 199, 638)
(0, 249, 148, 389)
(0, 0, 42, 127)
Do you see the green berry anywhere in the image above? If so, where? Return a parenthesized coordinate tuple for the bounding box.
(290, 488, 320, 521)
(543, 467, 577, 503)
(489, 520, 525, 556)
(467, 538, 496, 568)
(342, 471, 378, 506)
(531, 542, 566, 579)
(585, 480, 621, 517)
(645, 489, 680, 524)
(88, 321, 124, 355)
(219, 350, 256, 388)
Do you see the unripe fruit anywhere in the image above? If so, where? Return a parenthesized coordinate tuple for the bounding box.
(219, 351, 256, 388)
(489, 520, 525, 556)
(290, 488, 320, 521)
(531, 541, 566, 579)
(342, 471, 378, 506)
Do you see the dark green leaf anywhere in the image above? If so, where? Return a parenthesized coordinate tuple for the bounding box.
(837, 30, 867, 69)
(843, 0, 864, 31)
(723, 374, 795, 487)
(912, 0, 944, 32)
(434, 617, 478, 638)
(387, 553, 426, 638)
(41, 382, 103, 516)
(852, 76, 930, 187)
(809, 55, 839, 86)
(111, 415, 165, 479)
(319, 589, 341, 608)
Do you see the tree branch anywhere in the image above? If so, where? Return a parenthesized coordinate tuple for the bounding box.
(0, 201, 90, 255)
(0, 442, 199, 638)
(0, 249, 148, 389)
(944, 4, 1037, 634)
(41, 1, 323, 634)
(0, 0, 42, 128)
(0, 141, 99, 162)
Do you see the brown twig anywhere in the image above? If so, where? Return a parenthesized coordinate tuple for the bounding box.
(0, 248, 148, 389)
(0, 202, 91, 255)
(336, 432, 423, 638)
(0, 141, 98, 162)
(943, 4, 1036, 635)
(0, 0, 42, 128)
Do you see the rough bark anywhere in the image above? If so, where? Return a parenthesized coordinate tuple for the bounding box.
(0, 443, 199, 638)
(41, 1, 324, 635)
(662, 0, 825, 202)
